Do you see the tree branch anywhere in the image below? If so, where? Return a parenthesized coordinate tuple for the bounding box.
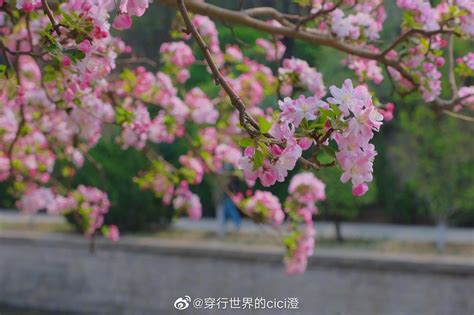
(176, 0, 260, 137)
(160, 0, 468, 111)
(41, 0, 61, 35)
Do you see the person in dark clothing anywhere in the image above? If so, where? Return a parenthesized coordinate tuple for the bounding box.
(223, 175, 242, 229)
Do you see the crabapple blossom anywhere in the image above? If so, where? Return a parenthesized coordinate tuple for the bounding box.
(113, 0, 151, 29)
(225, 45, 243, 62)
(173, 182, 202, 220)
(278, 58, 326, 98)
(283, 173, 326, 274)
(279, 96, 325, 127)
(284, 223, 316, 275)
(329, 81, 383, 196)
(16, 0, 41, 12)
(160, 41, 195, 68)
(255, 38, 286, 62)
(185, 88, 219, 125)
(288, 173, 326, 206)
(104, 225, 120, 241)
(179, 155, 205, 185)
(240, 190, 284, 226)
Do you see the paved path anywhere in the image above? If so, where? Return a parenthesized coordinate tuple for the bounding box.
(0, 210, 64, 224)
(174, 218, 474, 244)
(1, 210, 473, 244)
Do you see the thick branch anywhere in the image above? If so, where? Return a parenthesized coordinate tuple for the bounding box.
(296, 0, 343, 30)
(160, 0, 471, 110)
(159, 0, 381, 60)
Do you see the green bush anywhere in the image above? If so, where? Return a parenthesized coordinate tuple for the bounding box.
(71, 139, 173, 232)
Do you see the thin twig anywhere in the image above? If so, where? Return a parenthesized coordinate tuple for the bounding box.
(177, 0, 260, 137)
(442, 110, 474, 122)
(41, 0, 61, 35)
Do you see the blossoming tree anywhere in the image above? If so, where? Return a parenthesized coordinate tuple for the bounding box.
(0, 0, 473, 273)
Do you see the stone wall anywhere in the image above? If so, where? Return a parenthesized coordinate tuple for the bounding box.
(0, 231, 473, 315)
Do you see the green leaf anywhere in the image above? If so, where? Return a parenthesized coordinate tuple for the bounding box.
(329, 103, 342, 117)
(321, 145, 336, 159)
(258, 116, 272, 133)
(235, 63, 250, 73)
(252, 150, 264, 171)
(0, 65, 6, 78)
(239, 138, 254, 147)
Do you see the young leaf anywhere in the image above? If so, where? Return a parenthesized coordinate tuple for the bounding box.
(239, 138, 254, 147)
(253, 150, 264, 171)
(258, 116, 272, 133)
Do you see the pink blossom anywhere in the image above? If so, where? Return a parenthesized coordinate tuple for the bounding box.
(160, 41, 195, 68)
(119, 0, 150, 17)
(278, 58, 326, 98)
(352, 183, 369, 196)
(328, 79, 355, 116)
(173, 182, 202, 220)
(284, 224, 315, 275)
(179, 155, 205, 184)
(77, 40, 93, 54)
(225, 45, 243, 62)
(243, 190, 284, 226)
(329, 80, 383, 196)
(113, 14, 133, 30)
(17, 187, 56, 214)
(255, 38, 286, 61)
(289, 172, 326, 204)
(278, 96, 324, 127)
(185, 88, 218, 124)
(16, 0, 41, 12)
(105, 225, 120, 241)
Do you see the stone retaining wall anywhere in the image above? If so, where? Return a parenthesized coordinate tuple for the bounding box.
(0, 231, 473, 315)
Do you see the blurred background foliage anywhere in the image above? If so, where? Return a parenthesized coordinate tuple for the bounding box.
(1, 0, 472, 231)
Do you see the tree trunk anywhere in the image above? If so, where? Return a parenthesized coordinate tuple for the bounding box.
(334, 219, 344, 243)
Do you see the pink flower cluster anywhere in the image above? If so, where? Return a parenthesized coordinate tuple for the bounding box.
(173, 182, 202, 220)
(16, 0, 41, 12)
(397, 0, 439, 31)
(330, 9, 382, 41)
(329, 79, 383, 196)
(17, 185, 114, 239)
(160, 41, 195, 83)
(229, 59, 275, 107)
(241, 190, 284, 226)
(238, 134, 302, 188)
(255, 38, 286, 62)
(75, 185, 111, 236)
(225, 45, 244, 63)
(344, 56, 384, 85)
(288, 173, 326, 217)
(185, 88, 219, 124)
(283, 173, 325, 274)
(279, 95, 327, 127)
(278, 58, 326, 98)
(457, 0, 474, 36)
(179, 155, 205, 185)
(457, 53, 474, 73)
(284, 224, 316, 275)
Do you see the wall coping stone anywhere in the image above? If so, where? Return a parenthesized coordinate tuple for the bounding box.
(0, 230, 473, 277)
